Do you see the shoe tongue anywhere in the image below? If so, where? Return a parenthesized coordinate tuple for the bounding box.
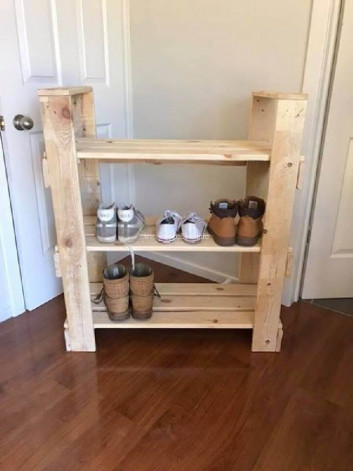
(218, 202, 229, 209)
(118, 207, 134, 222)
(185, 212, 197, 223)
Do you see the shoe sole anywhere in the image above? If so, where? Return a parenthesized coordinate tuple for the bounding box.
(235, 233, 262, 247)
(107, 310, 130, 321)
(181, 236, 202, 244)
(132, 310, 153, 320)
(207, 225, 235, 246)
(96, 235, 116, 243)
(156, 236, 177, 244)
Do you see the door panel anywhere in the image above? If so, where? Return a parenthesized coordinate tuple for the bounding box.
(76, 0, 109, 84)
(302, 0, 353, 298)
(15, 0, 62, 84)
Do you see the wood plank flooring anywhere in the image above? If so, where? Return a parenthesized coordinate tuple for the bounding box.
(0, 257, 352, 470)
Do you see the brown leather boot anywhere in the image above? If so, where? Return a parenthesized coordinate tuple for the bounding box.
(130, 263, 154, 320)
(236, 196, 265, 246)
(102, 263, 130, 321)
(207, 199, 238, 246)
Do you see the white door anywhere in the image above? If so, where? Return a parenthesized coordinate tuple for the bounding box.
(0, 128, 25, 320)
(302, 0, 353, 299)
(0, 0, 129, 310)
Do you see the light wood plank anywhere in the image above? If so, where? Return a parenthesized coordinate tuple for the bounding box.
(90, 282, 257, 297)
(39, 93, 95, 352)
(251, 97, 307, 352)
(38, 87, 92, 96)
(91, 311, 254, 329)
(72, 91, 106, 283)
(296, 158, 306, 189)
(75, 138, 271, 164)
(253, 91, 308, 100)
(92, 295, 255, 312)
(285, 247, 294, 278)
(85, 234, 261, 253)
(85, 215, 260, 253)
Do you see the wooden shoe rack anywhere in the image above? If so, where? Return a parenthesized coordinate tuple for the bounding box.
(39, 87, 307, 352)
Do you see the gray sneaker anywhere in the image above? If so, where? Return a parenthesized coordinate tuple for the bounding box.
(117, 205, 145, 244)
(96, 203, 117, 243)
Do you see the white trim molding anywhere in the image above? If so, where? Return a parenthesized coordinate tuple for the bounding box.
(282, 0, 342, 305)
(121, 0, 136, 205)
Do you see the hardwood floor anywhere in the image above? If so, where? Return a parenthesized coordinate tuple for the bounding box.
(1, 257, 352, 470)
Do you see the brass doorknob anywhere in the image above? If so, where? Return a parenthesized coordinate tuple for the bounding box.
(13, 114, 34, 131)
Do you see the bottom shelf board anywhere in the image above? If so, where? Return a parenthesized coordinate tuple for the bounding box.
(87, 282, 256, 329)
(92, 310, 254, 329)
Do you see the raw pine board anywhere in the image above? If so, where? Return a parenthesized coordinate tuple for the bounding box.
(91, 311, 254, 329)
(84, 216, 261, 253)
(76, 138, 271, 164)
(89, 282, 256, 329)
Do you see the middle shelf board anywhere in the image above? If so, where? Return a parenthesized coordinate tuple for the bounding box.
(84, 216, 261, 253)
(76, 138, 271, 165)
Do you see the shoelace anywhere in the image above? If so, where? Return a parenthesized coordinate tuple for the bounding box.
(183, 212, 199, 224)
(163, 210, 180, 221)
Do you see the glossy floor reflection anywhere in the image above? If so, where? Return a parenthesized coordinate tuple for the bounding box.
(1, 257, 353, 470)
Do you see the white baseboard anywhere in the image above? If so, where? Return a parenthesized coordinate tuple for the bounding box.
(137, 252, 238, 283)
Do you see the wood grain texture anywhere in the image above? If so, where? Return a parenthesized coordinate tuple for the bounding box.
(253, 91, 308, 100)
(0, 257, 352, 470)
(38, 86, 93, 96)
(72, 91, 106, 283)
(39, 94, 95, 351)
(251, 97, 307, 351)
(90, 310, 254, 329)
(85, 217, 261, 253)
(76, 138, 271, 164)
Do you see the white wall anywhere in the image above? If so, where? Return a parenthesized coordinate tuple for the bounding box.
(126, 0, 313, 279)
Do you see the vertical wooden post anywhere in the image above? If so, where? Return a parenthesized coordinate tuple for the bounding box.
(248, 92, 307, 352)
(38, 88, 96, 352)
(71, 91, 106, 283)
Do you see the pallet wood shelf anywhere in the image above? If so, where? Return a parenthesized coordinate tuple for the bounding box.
(39, 86, 307, 353)
(84, 216, 261, 253)
(76, 138, 271, 165)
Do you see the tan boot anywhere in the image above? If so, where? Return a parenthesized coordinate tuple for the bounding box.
(207, 199, 238, 246)
(130, 263, 154, 320)
(236, 196, 265, 246)
(103, 263, 130, 321)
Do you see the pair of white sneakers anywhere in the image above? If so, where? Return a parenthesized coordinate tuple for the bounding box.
(156, 210, 206, 244)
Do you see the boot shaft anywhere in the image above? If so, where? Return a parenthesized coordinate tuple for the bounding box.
(130, 263, 154, 295)
(236, 196, 265, 246)
(103, 263, 129, 298)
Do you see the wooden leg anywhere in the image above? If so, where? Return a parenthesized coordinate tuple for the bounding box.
(276, 324, 284, 352)
(39, 93, 96, 351)
(239, 253, 259, 284)
(249, 98, 306, 352)
(64, 327, 72, 352)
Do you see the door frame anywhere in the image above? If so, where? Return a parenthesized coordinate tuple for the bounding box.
(0, 101, 25, 320)
(282, 0, 342, 305)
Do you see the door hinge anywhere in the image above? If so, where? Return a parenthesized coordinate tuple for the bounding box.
(0, 115, 5, 132)
(306, 227, 312, 245)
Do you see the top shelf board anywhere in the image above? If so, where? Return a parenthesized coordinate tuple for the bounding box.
(253, 91, 308, 100)
(38, 86, 93, 96)
(76, 138, 271, 165)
